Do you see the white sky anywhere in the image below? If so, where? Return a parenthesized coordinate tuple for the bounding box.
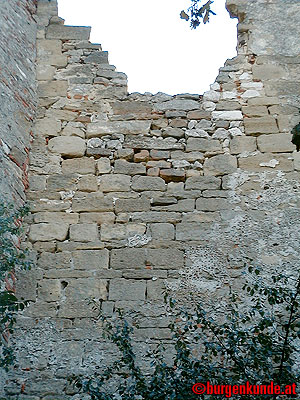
(57, 0, 237, 95)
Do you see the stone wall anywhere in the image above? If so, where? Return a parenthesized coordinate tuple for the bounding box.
(0, 0, 37, 205)
(5, 0, 300, 398)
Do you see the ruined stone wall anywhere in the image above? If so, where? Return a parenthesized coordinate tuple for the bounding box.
(0, 0, 37, 205)
(4, 0, 300, 398)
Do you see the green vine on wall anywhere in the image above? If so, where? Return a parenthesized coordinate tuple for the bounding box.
(0, 201, 32, 371)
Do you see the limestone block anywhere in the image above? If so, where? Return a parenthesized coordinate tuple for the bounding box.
(38, 80, 68, 97)
(147, 167, 160, 176)
(29, 223, 69, 242)
(84, 51, 108, 64)
(150, 150, 170, 160)
(238, 153, 293, 171)
(171, 150, 204, 162)
(97, 158, 111, 174)
(77, 175, 98, 192)
(157, 199, 195, 212)
(162, 127, 184, 138)
(72, 249, 109, 269)
(230, 136, 257, 154)
(186, 138, 222, 152)
(114, 159, 146, 175)
(187, 110, 211, 119)
(47, 174, 78, 191)
(118, 148, 134, 160)
(159, 169, 185, 183)
(46, 109, 78, 122)
(277, 115, 291, 133)
(61, 125, 85, 138)
(36, 65, 56, 81)
(204, 154, 237, 176)
(101, 223, 146, 241)
(46, 25, 91, 40)
(150, 223, 175, 240)
(80, 212, 115, 225)
(212, 111, 243, 121)
(70, 223, 98, 242)
(203, 90, 220, 102)
(252, 64, 285, 80)
(247, 97, 280, 106)
(37, 39, 62, 55)
(72, 197, 113, 212)
(185, 176, 221, 190)
(242, 105, 268, 117)
(132, 176, 166, 191)
(109, 279, 146, 301)
(99, 174, 131, 192)
(257, 134, 295, 153)
(244, 116, 279, 135)
(38, 280, 61, 302)
(176, 223, 210, 241)
(196, 198, 230, 211)
(15, 269, 38, 302)
(147, 160, 171, 169)
(111, 100, 152, 118)
(216, 101, 241, 111)
(147, 279, 166, 301)
(125, 136, 184, 150)
(154, 99, 200, 112)
(134, 150, 150, 162)
(65, 278, 107, 301)
(147, 249, 184, 269)
(131, 211, 181, 223)
(62, 157, 95, 174)
(110, 248, 146, 269)
(48, 137, 86, 157)
(86, 120, 151, 138)
(34, 212, 79, 224)
(115, 198, 150, 213)
(34, 117, 61, 137)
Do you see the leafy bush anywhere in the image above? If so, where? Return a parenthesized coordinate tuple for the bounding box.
(0, 202, 31, 370)
(72, 268, 300, 399)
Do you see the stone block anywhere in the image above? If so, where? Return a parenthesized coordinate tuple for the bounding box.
(162, 127, 184, 138)
(38, 280, 61, 302)
(154, 99, 200, 111)
(37, 39, 62, 55)
(77, 175, 98, 192)
(97, 158, 111, 174)
(186, 138, 222, 152)
(196, 198, 230, 211)
(80, 212, 115, 225)
(29, 223, 69, 242)
(150, 150, 170, 160)
(257, 134, 295, 153)
(157, 199, 195, 212)
(244, 116, 279, 135)
(86, 120, 151, 138)
(147, 249, 184, 269)
(111, 100, 152, 118)
(171, 150, 204, 162)
(109, 279, 146, 301)
(147, 160, 171, 169)
(125, 136, 184, 150)
(48, 137, 86, 157)
(38, 252, 72, 270)
(187, 110, 211, 119)
(147, 280, 167, 300)
(65, 278, 107, 301)
(204, 154, 237, 176)
(159, 169, 185, 183)
(34, 212, 79, 224)
(131, 211, 181, 223)
(242, 105, 268, 117)
(47, 174, 78, 191)
(132, 176, 166, 191)
(185, 176, 221, 190)
(115, 198, 150, 213)
(46, 25, 91, 40)
(176, 223, 210, 241)
(114, 159, 146, 175)
(61, 125, 85, 138)
(72, 249, 109, 269)
(70, 223, 98, 242)
(147, 167, 160, 176)
(62, 157, 95, 174)
(99, 174, 131, 192)
(238, 153, 293, 171)
(100, 223, 146, 241)
(38, 80, 68, 97)
(110, 248, 147, 269)
(293, 151, 300, 171)
(230, 136, 257, 154)
(247, 97, 280, 106)
(84, 51, 109, 64)
(16, 270, 38, 301)
(212, 111, 243, 120)
(72, 197, 113, 212)
(37, 64, 56, 81)
(34, 117, 61, 137)
(150, 223, 175, 240)
(252, 64, 285, 80)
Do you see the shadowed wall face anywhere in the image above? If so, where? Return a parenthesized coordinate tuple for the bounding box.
(0, 0, 37, 205)
(2, 0, 300, 398)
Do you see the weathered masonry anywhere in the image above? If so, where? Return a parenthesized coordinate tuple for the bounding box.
(1, 0, 300, 398)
